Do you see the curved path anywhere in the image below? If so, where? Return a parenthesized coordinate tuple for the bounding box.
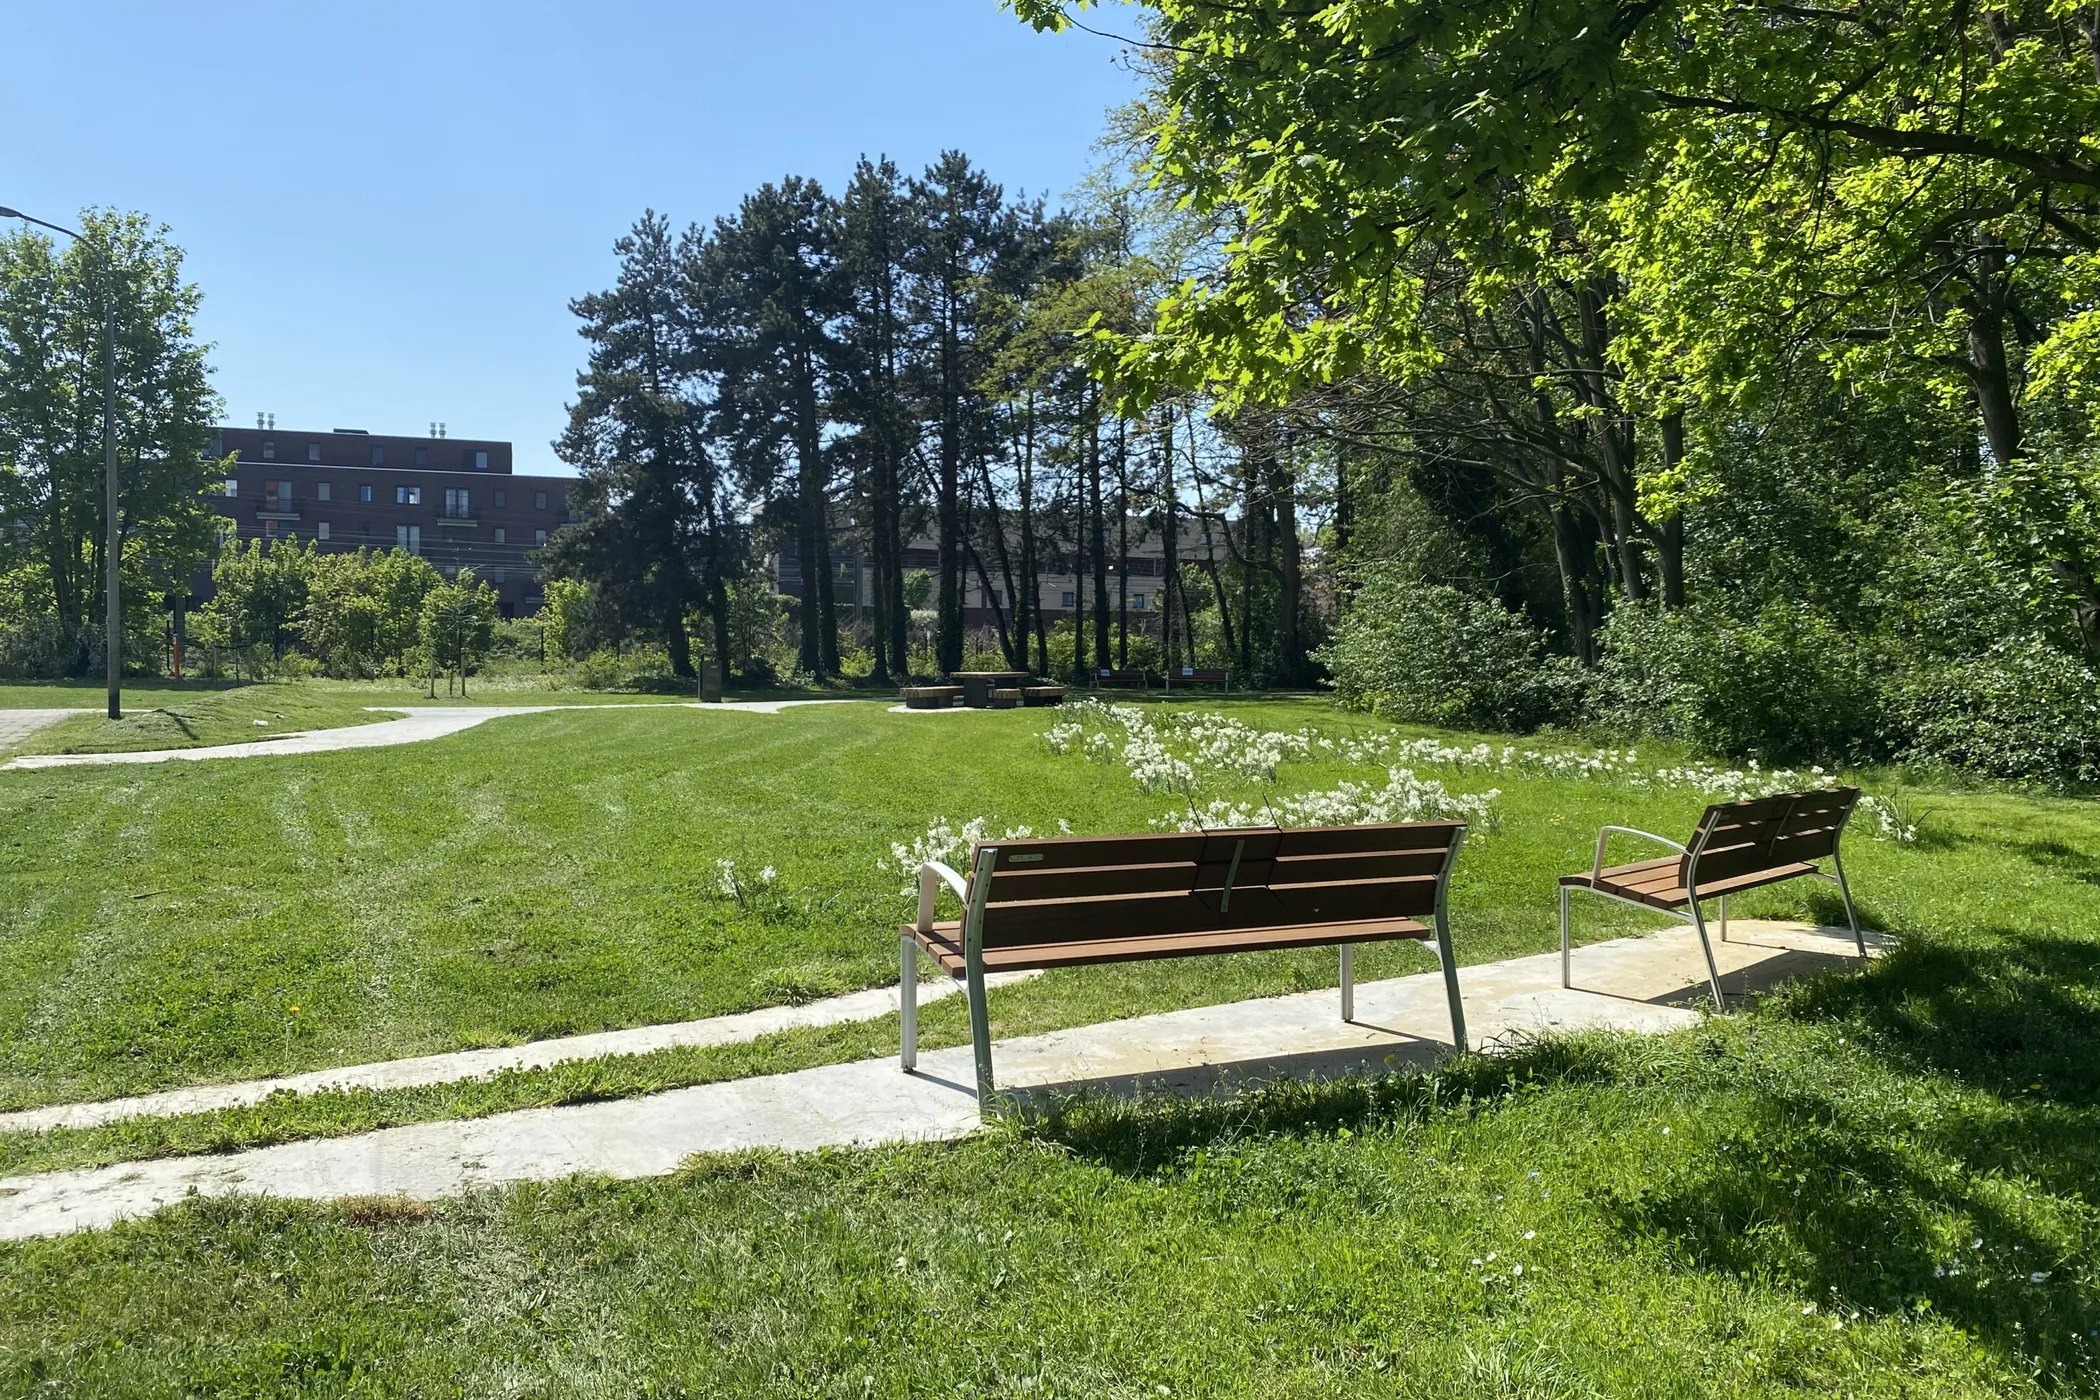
(1, 699, 856, 770)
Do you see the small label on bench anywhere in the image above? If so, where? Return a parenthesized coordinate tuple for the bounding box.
(1007, 853, 1045, 863)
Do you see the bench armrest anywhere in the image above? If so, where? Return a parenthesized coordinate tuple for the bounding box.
(915, 861, 970, 933)
(1592, 825, 1688, 882)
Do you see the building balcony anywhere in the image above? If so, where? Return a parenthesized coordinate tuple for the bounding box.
(437, 514, 477, 526)
(255, 507, 300, 521)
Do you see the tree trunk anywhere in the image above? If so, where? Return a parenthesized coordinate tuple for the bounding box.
(1657, 411, 1688, 608)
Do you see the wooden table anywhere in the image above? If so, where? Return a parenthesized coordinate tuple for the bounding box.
(951, 671, 1030, 708)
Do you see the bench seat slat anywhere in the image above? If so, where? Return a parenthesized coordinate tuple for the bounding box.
(1559, 858, 1820, 910)
(907, 915, 1433, 976)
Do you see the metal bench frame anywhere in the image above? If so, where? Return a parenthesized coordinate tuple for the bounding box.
(902, 831, 1469, 1102)
(1559, 801, 1866, 1011)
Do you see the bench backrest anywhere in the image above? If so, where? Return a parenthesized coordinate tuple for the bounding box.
(1684, 787, 1859, 889)
(967, 821, 1463, 948)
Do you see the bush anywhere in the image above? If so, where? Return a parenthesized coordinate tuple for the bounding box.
(1892, 637, 2100, 787)
(1320, 570, 1581, 731)
(1592, 600, 1885, 764)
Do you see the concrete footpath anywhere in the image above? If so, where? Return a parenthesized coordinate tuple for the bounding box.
(0, 709, 88, 749)
(0, 971, 1041, 1136)
(0, 920, 1878, 1239)
(2, 699, 855, 770)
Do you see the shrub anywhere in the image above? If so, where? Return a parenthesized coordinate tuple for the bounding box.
(1892, 637, 2100, 787)
(1592, 600, 1885, 764)
(1320, 570, 1581, 731)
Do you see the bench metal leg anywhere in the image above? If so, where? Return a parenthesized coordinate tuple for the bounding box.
(1434, 910, 1469, 1051)
(899, 932, 919, 1073)
(1339, 944, 1355, 1023)
(1832, 850, 1867, 960)
(964, 941, 994, 1103)
(1718, 894, 1729, 941)
(1687, 899, 1727, 1012)
(1559, 885, 1573, 989)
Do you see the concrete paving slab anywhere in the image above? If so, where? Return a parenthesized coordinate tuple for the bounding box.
(0, 919, 1879, 1239)
(1, 699, 858, 770)
(0, 709, 88, 750)
(0, 971, 1042, 1136)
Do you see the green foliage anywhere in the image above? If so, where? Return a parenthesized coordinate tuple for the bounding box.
(417, 570, 499, 693)
(1321, 570, 1580, 731)
(1592, 602, 1886, 765)
(1892, 639, 2100, 788)
(299, 548, 441, 678)
(197, 538, 313, 660)
(0, 210, 225, 674)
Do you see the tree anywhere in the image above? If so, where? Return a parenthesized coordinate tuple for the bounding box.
(0, 210, 224, 675)
(549, 212, 714, 679)
(696, 179, 846, 679)
(419, 569, 499, 697)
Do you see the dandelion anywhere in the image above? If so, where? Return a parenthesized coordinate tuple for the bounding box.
(1523, 1230, 1536, 1240)
(715, 858, 742, 901)
(757, 866, 778, 886)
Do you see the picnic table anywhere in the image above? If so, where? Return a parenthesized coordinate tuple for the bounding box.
(952, 670, 1030, 708)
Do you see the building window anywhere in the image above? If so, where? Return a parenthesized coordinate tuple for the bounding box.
(443, 488, 471, 519)
(396, 524, 421, 554)
(533, 529, 547, 545)
(493, 490, 507, 509)
(396, 485, 421, 505)
(359, 484, 373, 503)
(415, 446, 428, 467)
(492, 566, 506, 583)
(1061, 591, 1075, 608)
(469, 450, 489, 471)
(317, 522, 331, 541)
(534, 491, 548, 510)
(493, 527, 506, 544)
(317, 482, 331, 502)
(1132, 593, 1148, 611)
(264, 480, 292, 510)
(217, 479, 238, 498)
(263, 519, 279, 539)
(306, 443, 320, 462)
(262, 440, 276, 461)
(371, 446, 386, 467)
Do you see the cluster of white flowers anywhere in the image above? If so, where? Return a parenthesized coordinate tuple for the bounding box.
(1042, 700, 1920, 844)
(1160, 767, 1499, 832)
(1857, 793, 1921, 844)
(884, 815, 1073, 892)
(713, 859, 778, 902)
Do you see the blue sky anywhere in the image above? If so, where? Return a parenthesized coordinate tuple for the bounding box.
(5, 2, 1141, 475)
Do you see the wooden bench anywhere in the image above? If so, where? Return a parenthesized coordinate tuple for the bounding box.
(900, 685, 963, 710)
(986, 687, 1024, 710)
(1094, 668, 1148, 689)
(1558, 787, 1865, 1010)
(901, 822, 1470, 1099)
(1167, 666, 1229, 690)
(1022, 685, 1067, 707)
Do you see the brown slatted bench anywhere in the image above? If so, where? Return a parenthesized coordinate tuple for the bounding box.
(901, 822, 1470, 1099)
(1094, 667, 1148, 688)
(1168, 666, 1230, 689)
(900, 685, 964, 710)
(1558, 786, 1866, 1010)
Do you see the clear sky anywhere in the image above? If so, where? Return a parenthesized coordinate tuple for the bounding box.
(5, 2, 1140, 475)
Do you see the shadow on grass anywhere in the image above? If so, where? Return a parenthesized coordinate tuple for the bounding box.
(1009, 923, 2100, 1386)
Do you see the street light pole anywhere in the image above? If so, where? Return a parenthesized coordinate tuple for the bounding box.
(0, 206, 122, 719)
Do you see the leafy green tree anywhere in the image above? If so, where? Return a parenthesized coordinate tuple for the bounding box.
(298, 548, 440, 676)
(0, 210, 224, 674)
(201, 538, 313, 661)
(419, 569, 499, 696)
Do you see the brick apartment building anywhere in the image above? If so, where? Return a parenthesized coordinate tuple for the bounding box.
(204, 425, 577, 617)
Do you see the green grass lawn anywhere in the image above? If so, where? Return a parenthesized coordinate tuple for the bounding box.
(1, 694, 2098, 1393)
(1, 678, 727, 755)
